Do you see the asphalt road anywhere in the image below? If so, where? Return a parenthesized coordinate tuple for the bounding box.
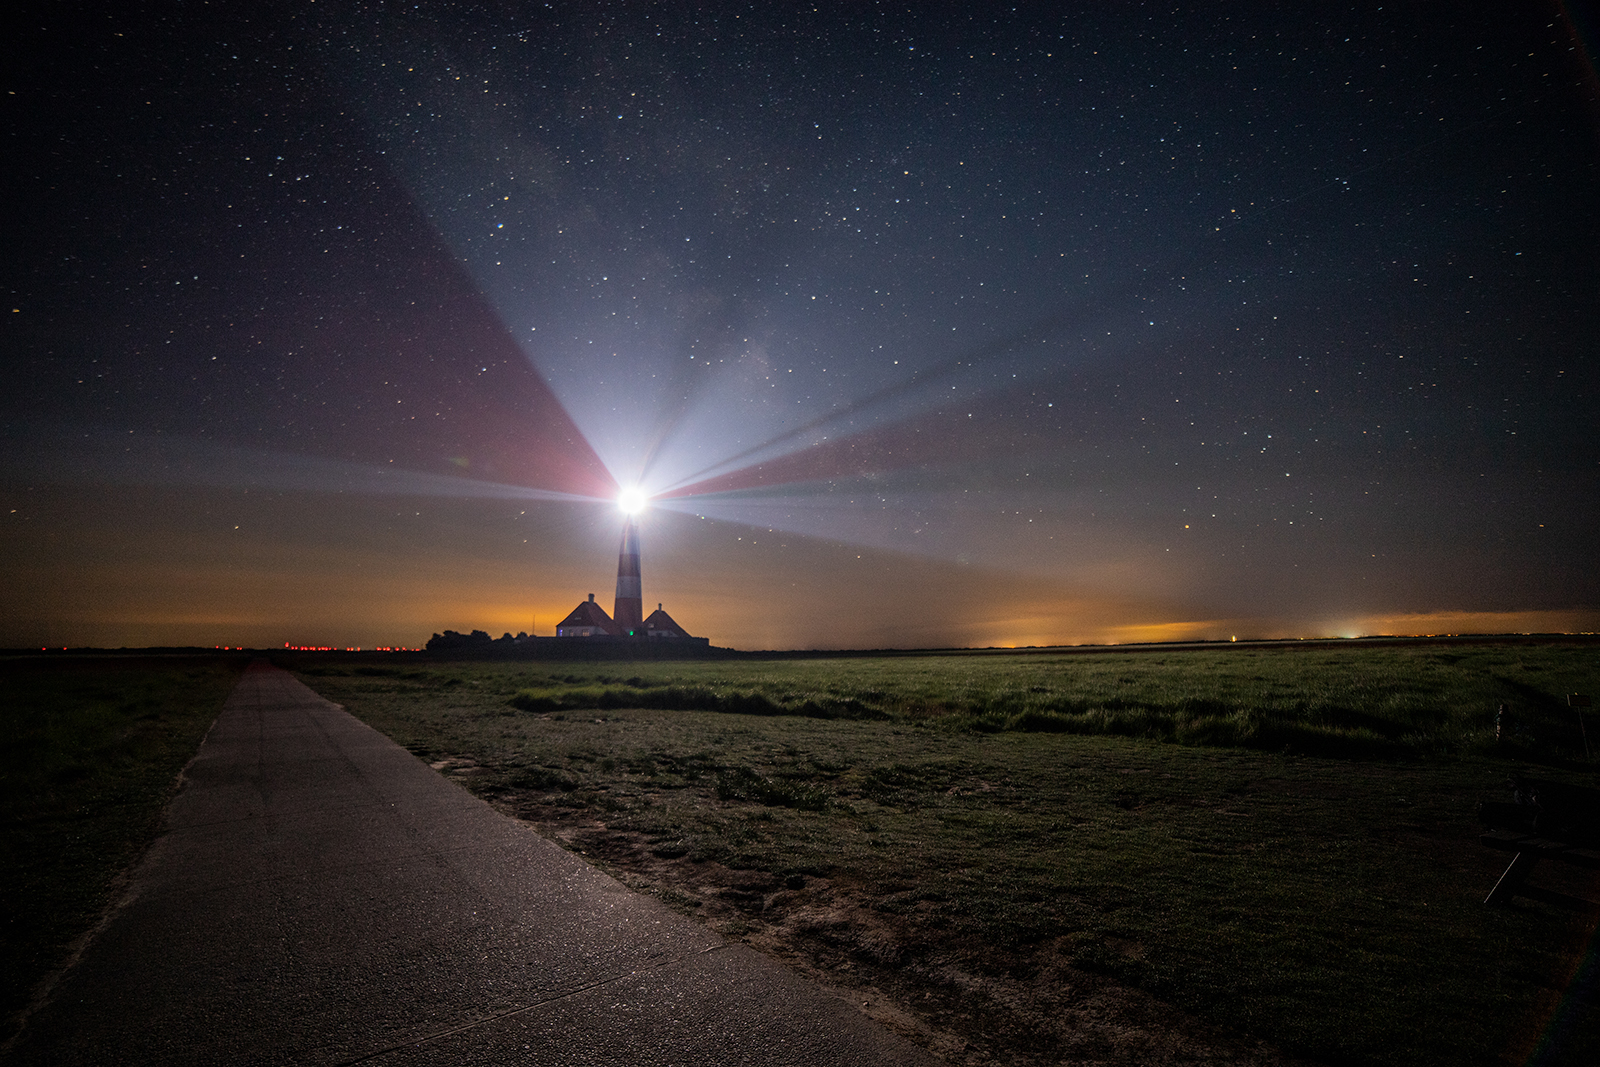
(6, 662, 938, 1065)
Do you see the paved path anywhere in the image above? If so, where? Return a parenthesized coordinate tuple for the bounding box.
(8, 663, 938, 1066)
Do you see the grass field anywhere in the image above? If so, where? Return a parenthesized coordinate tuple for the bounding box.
(295, 640, 1600, 1067)
(0, 655, 245, 1040)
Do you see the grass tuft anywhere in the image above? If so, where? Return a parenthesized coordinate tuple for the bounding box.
(715, 766, 833, 810)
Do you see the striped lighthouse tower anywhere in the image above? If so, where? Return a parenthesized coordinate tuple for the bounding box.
(612, 518, 643, 637)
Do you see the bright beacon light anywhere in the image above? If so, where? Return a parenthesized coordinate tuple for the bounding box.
(618, 487, 648, 515)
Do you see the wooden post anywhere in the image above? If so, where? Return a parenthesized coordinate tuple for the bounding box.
(1570, 694, 1592, 759)
(1485, 850, 1542, 906)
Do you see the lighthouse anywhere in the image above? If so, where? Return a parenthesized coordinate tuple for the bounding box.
(612, 517, 643, 637)
(551, 498, 706, 644)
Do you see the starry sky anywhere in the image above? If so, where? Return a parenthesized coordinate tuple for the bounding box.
(4, 1, 1598, 650)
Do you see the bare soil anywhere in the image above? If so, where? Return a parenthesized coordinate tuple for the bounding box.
(439, 755, 1319, 1067)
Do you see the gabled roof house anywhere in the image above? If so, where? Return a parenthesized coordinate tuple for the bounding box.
(555, 594, 619, 637)
(643, 604, 694, 639)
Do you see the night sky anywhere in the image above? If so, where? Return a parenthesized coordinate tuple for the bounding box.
(4, 1, 1598, 650)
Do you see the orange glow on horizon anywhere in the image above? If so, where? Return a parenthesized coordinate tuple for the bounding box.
(1341, 608, 1600, 638)
(1106, 620, 1236, 645)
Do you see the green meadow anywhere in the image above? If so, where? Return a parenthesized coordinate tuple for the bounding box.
(2, 643, 1593, 1064)
(298, 640, 1600, 1067)
(0, 656, 245, 1039)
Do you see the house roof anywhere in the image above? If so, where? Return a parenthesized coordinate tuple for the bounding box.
(557, 597, 618, 634)
(643, 605, 693, 638)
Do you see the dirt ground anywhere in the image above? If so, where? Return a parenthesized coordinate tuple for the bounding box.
(455, 762, 1320, 1067)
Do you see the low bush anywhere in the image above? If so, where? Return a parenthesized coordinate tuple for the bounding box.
(510, 682, 884, 720)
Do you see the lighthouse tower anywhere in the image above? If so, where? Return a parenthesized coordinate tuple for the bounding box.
(612, 518, 643, 637)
